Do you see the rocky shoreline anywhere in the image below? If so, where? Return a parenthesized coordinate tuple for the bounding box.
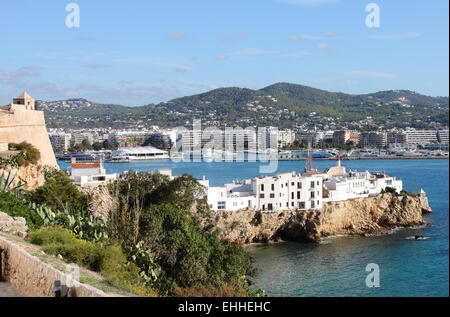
(199, 191, 432, 244)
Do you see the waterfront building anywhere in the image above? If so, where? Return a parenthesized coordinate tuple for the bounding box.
(323, 159, 403, 201)
(71, 132, 94, 145)
(48, 132, 71, 152)
(207, 172, 323, 212)
(405, 129, 449, 145)
(333, 130, 360, 145)
(109, 146, 169, 161)
(359, 131, 388, 148)
(387, 131, 407, 145)
(109, 130, 173, 150)
(278, 129, 296, 147)
(69, 160, 117, 187)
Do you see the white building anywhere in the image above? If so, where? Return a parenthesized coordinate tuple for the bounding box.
(207, 172, 323, 212)
(405, 129, 449, 145)
(278, 129, 296, 147)
(49, 132, 71, 152)
(323, 159, 403, 202)
(69, 161, 117, 187)
(109, 146, 169, 161)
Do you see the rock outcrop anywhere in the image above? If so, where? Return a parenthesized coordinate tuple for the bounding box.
(0, 212, 28, 238)
(201, 192, 432, 244)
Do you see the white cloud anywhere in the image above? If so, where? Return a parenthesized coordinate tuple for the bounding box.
(344, 70, 398, 79)
(229, 48, 276, 56)
(280, 0, 338, 6)
(215, 54, 230, 61)
(116, 57, 192, 72)
(316, 43, 329, 50)
(83, 64, 111, 70)
(368, 32, 424, 40)
(169, 31, 189, 39)
(279, 51, 311, 58)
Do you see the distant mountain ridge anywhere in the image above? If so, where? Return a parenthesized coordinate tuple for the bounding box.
(37, 82, 449, 130)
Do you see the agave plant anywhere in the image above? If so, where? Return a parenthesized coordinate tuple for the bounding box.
(0, 169, 23, 194)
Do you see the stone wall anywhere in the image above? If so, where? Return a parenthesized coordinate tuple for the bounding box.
(0, 108, 57, 168)
(0, 235, 110, 297)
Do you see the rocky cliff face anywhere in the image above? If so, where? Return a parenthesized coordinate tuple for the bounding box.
(201, 192, 432, 244)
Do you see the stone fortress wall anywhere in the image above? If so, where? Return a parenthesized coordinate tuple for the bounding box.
(0, 93, 58, 168)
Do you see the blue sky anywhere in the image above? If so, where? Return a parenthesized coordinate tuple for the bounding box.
(0, 0, 448, 106)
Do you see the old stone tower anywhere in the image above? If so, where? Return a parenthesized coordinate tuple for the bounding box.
(12, 92, 36, 111)
(0, 93, 58, 169)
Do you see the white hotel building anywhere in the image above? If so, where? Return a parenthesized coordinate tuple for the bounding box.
(207, 172, 324, 212)
(207, 159, 403, 212)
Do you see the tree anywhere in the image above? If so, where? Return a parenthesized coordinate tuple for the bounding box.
(29, 169, 88, 211)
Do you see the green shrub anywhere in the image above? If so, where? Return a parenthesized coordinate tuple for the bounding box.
(28, 169, 88, 211)
(28, 227, 156, 296)
(138, 204, 255, 295)
(0, 191, 43, 230)
(381, 186, 398, 195)
(8, 142, 41, 166)
(29, 226, 75, 246)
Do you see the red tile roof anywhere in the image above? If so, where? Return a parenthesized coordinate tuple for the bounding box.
(71, 163, 101, 168)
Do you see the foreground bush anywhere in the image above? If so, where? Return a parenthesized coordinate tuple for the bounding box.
(138, 204, 255, 296)
(106, 171, 257, 296)
(8, 142, 41, 167)
(28, 169, 88, 211)
(0, 191, 43, 230)
(29, 227, 157, 296)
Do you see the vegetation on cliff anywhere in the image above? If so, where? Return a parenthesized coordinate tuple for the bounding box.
(0, 142, 41, 168)
(0, 169, 258, 297)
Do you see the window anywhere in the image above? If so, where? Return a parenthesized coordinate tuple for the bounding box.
(270, 193, 275, 198)
(260, 194, 265, 198)
(218, 201, 226, 210)
(248, 200, 252, 207)
(268, 203, 273, 210)
(311, 201, 315, 208)
(271, 184, 275, 191)
(297, 191, 301, 199)
(317, 181, 319, 186)
(291, 192, 294, 199)
(291, 182, 295, 186)
(298, 202, 305, 209)
(233, 202, 237, 207)
(291, 202, 294, 207)
(260, 184, 264, 191)
(310, 181, 315, 188)
(297, 182, 302, 189)
(311, 191, 315, 198)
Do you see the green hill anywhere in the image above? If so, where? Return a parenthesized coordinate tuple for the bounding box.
(39, 83, 449, 130)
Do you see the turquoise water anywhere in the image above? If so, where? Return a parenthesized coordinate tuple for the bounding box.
(58, 159, 449, 297)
